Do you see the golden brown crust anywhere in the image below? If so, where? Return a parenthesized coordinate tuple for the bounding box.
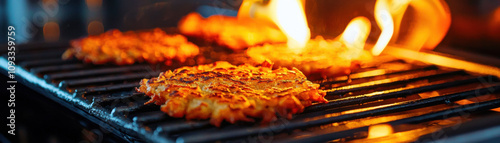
(62, 28, 199, 65)
(136, 61, 327, 127)
(247, 36, 372, 79)
(178, 12, 287, 51)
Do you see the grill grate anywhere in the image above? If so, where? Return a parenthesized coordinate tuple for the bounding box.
(1, 43, 499, 143)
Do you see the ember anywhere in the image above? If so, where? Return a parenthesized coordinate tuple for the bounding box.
(178, 12, 286, 51)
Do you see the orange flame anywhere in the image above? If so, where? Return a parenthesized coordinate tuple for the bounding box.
(239, 0, 310, 53)
(85, 0, 102, 8)
(241, 0, 450, 56)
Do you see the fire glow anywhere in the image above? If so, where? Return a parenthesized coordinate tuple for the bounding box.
(240, 0, 451, 56)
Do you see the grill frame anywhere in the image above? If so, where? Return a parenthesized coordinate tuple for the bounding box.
(2, 43, 500, 143)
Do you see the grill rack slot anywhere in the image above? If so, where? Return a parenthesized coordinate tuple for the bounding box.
(63, 71, 160, 88)
(307, 76, 497, 112)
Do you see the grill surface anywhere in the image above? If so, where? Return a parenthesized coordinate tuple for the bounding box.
(1, 43, 500, 143)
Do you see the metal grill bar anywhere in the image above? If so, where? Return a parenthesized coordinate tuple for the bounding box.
(154, 121, 211, 135)
(177, 86, 500, 143)
(15, 50, 65, 61)
(111, 103, 158, 116)
(75, 83, 140, 94)
(30, 63, 88, 74)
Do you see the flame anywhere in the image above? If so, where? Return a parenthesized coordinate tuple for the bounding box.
(85, 0, 102, 8)
(368, 124, 394, 138)
(238, 0, 310, 53)
(371, 0, 451, 56)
